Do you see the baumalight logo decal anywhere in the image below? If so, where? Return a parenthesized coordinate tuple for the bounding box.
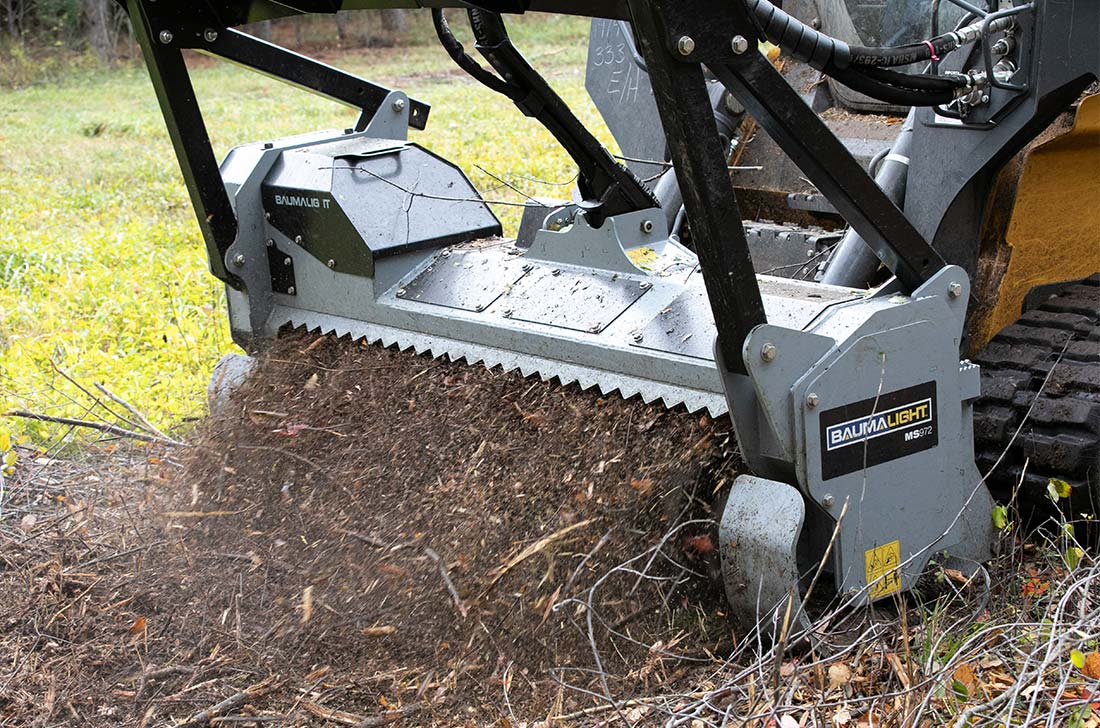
(825, 397, 933, 451)
(818, 381, 938, 480)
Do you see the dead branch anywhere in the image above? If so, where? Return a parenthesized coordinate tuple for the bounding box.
(178, 676, 280, 726)
(424, 547, 468, 618)
(5, 410, 179, 446)
(301, 699, 423, 727)
(485, 518, 596, 592)
(93, 381, 182, 444)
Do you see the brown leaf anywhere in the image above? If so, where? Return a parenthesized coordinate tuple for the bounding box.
(827, 663, 852, 690)
(1084, 651, 1100, 680)
(129, 616, 147, 638)
(685, 534, 715, 556)
(19, 514, 36, 533)
(953, 663, 978, 695)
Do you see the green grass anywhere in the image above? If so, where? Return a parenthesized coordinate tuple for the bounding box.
(0, 15, 615, 443)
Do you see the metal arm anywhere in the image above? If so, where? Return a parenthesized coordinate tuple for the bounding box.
(465, 10, 657, 227)
(201, 28, 431, 132)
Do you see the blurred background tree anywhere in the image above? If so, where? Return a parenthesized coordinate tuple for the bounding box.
(1, 2, 416, 78)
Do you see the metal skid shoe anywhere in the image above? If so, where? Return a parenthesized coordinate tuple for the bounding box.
(715, 269, 994, 641)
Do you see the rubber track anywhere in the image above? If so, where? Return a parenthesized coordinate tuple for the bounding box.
(972, 274, 1100, 513)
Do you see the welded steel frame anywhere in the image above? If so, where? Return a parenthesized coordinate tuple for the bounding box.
(122, 0, 950, 376)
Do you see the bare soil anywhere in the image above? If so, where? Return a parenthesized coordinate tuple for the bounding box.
(1, 331, 740, 726)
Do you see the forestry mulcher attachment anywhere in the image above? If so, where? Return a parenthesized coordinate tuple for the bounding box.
(124, 0, 1099, 637)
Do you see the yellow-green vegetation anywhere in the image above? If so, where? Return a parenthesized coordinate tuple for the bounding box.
(0, 15, 613, 444)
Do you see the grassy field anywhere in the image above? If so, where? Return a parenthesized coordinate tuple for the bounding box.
(0, 15, 609, 444)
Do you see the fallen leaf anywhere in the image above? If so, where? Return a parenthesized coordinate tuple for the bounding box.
(685, 534, 715, 556)
(363, 625, 396, 637)
(954, 663, 978, 696)
(128, 616, 147, 637)
(833, 708, 852, 726)
(1084, 652, 1100, 680)
(828, 663, 852, 690)
(19, 514, 36, 533)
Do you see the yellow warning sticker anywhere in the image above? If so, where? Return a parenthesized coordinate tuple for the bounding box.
(864, 540, 902, 599)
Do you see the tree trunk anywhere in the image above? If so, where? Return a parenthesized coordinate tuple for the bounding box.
(84, 0, 116, 66)
(378, 9, 407, 45)
(335, 11, 349, 46)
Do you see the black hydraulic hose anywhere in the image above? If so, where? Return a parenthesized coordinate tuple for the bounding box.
(431, 9, 516, 99)
(745, 0, 967, 69)
(861, 65, 962, 94)
(828, 64, 956, 106)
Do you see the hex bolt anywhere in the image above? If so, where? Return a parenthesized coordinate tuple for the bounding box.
(822, 493, 835, 508)
(731, 35, 749, 54)
(158, 30, 173, 44)
(522, 263, 534, 273)
(633, 332, 644, 343)
(232, 254, 246, 267)
(441, 250, 451, 258)
(948, 281, 963, 299)
(203, 29, 218, 43)
(283, 257, 292, 267)
(677, 36, 696, 56)
(639, 281, 652, 291)
(760, 342, 778, 362)
(551, 269, 561, 276)
(287, 286, 296, 295)
(327, 259, 336, 269)
(396, 288, 407, 298)
(503, 309, 513, 318)
(475, 304, 486, 312)
(264, 211, 272, 220)
(263, 142, 274, 150)
(640, 219, 654, 234)
(294, 235, 304, 245)
(590, 323, 602, 333)
(806, 392, 820, 409)
(392, 98, 406, 112)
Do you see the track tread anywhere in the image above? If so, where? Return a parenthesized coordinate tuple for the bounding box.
(973, 275, 1100, 508)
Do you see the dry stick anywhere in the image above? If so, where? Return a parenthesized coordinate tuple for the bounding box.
(301, 700, 424, 728)
(93, 381, 182, 445)
(46, 358, 143, 432)
(485, 518, 597, 594)
(178, 676, 280, 726)
(135, 664, 194, 701)
(424, 547, 468, 618)
(5, 410, 174, 445)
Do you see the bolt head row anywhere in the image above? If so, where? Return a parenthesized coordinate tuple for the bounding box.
(677, 34, 750, 56)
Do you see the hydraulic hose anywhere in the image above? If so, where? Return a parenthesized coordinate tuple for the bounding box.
(431, 9, 517, 99)
(746, 0, 1005, 70)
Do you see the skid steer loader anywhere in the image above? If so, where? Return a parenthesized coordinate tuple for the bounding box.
(121, 0, 1099, 637)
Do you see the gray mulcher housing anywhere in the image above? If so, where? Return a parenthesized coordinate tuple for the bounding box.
(124, 0, 1097, 638)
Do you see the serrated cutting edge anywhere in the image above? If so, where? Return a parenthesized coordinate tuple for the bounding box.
(281, 310, 730, 417)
